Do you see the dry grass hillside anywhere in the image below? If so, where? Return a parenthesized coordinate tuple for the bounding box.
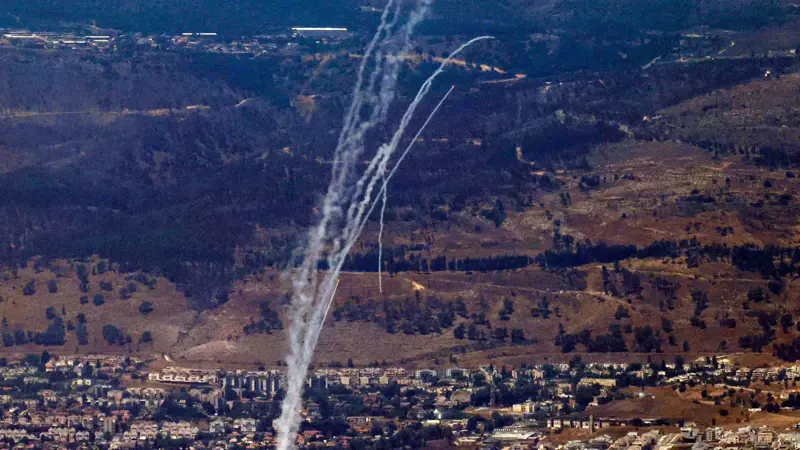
(645, 71, 800, 165)
(0, 258, 195, 356)
(4, 130, 800, 369)
(2, 51, 800, 371)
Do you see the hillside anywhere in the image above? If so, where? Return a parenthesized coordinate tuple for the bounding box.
(6, 134, 800, 370)
(1, 5, 800, 369)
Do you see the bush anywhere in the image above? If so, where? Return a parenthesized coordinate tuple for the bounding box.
(95, 260, 109, 274)
(120, 283, 137, 300)
(768, 279, 785, 295)
(499, 298, 514, 321)
(35, 317, 66, 346)
(690, 315, 707, 329)
(76, 264, 89, 282)
(748, 287, 767, 303)
(79, 296, 88, 305)
(139, 302, 154, 316)
(47, 280, 58, 293)
(140, 330, 153, 343)
(22, 280, 35, 296)
(453, 323, 465, 339)
(76, 319, 89, 345)
(492, 327, 508, 342)
(93, 294, 105, 306)
(691, 289, 709, 315)
(661, 317, 673, 333)
(99, 281, 113, 291)
(101, 324, 125, 345)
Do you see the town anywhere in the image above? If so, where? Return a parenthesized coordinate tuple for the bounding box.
(0, 352, 800, 448)
(0, 27, 352, 55)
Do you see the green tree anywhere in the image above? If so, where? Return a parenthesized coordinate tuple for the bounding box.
(102, 324, 125, 345)
(139, 302, 154, 316)
(22, 280, 36, 296)
(493, 327, 508, 342)
(499, 298, 514, 321)
(467, 323, 480, 340)
(453, 323, 466, 340)
(748, 287, 767, 303)
(661, 317, 673, 333)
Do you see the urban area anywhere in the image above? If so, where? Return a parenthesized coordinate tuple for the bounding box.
(0, 353, 799, 449)
(0, 27, 352, 55)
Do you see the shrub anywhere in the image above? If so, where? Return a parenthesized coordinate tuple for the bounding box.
(690, 315, 707, 329)
(748, 287, 767, 303)
(768, 279, 786, 295)
(120, 282, 137, 299)
(93, 294, 105, 306)
(139, 302, 154, 316)
(101, 324, 125, 345)
(35, 317, 66, 346)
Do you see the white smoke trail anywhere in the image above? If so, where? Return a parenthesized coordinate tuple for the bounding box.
(377, 172, 388, 293)
(356, 84, 456, 248)
(369, 37, 494, 289)
(275, 1, 431, 447)
(312, 278, 341, 352)
(308, 85, 456, 356)
(309, 40, 492, 357)
(346, 37, 494, 240)
(275, 0, 493, 445)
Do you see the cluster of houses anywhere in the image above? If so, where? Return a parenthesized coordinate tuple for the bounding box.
(147, 366, 219, 385)
(550, 426, 800, 450)
(0, 30, 112, 50)
(0, 26, 353, 54)
(2, 352, 800, 448)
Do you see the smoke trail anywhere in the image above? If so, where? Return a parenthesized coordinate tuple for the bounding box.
(310, 41, 492, 359)
(312, 278, 341, 352)
(275, 1, 432, 447)
(345, 37, 494, 240)
(275, 0, 493, 445)
(369, 38, 494, 290)
(377, 172, 388, 293)
(309, 85, 456, 357)
(357, 84, 456, 249)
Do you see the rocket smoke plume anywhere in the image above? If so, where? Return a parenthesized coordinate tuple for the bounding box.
(274, 0, 493, 447)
